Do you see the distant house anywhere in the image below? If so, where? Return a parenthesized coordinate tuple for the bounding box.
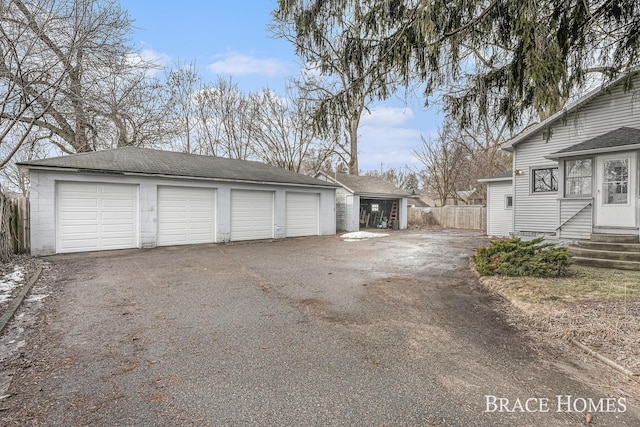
(482, 71, 640, 241)
(19, 147, 338, 255)
(315, 172, 409, 231)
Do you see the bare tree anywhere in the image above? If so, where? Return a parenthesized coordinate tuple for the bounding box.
(414, 128, 467, 207)
(164, 61, 201, 153)
(251, 86, 336, 173)
(0, 0, 161, 164)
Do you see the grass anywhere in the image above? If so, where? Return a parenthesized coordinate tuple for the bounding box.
(480, 265, 640, 305)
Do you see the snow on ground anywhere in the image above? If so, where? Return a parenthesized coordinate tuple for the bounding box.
(0, 266, 25, 304)
(341, 231, 389, 242)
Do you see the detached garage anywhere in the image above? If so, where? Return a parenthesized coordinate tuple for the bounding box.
(315, 172, 410, 232)
(20, 147, 337, 255)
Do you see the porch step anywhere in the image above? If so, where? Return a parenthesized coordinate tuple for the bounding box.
(590, 233, 639, 244)
(571, 257, 640, 271)
(575, 240, 640, 253)
(569, 246, 640, 262)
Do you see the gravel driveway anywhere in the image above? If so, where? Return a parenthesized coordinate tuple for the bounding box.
(1, 230, 638, 426)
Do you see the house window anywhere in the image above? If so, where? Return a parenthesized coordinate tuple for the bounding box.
(565, 159, 592, 196)
(603, 159, 629, 204)
(532, 167, 558, 192)
(505, 195, 513, 209)
(371, 203, 379, 212)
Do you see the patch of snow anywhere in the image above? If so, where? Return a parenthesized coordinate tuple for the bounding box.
(341, 231, 390, 242)
(25, 294, 49, 302)
(0, 266, 25, 294)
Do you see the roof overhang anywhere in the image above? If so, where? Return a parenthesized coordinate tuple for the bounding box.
(545, 144, 640, 160)
(477, 175, 513, 183)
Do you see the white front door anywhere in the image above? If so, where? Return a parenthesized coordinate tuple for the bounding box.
(595, 153, 637, 227)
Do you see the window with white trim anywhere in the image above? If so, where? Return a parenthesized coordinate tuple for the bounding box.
(565, 159, 592, 196)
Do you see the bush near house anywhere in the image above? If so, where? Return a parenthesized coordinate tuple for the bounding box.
(473, 237, 572, 278)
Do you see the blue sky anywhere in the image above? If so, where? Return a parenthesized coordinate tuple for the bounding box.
(119, 0, 442, 173)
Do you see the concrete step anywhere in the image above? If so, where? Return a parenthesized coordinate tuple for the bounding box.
(572, 256, 640, 271)
(590, 233, 639, 244)
(576, 240, 640, 253)
(569, 246, 640, 262)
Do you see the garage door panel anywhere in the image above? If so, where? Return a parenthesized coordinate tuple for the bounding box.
(157, 186, 216, 246)
(56, 182, 139, 253)
(231, 190, 274, 241)
(286, 192, 319, 237)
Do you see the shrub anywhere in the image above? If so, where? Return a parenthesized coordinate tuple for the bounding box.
(472, 237, 572, 278)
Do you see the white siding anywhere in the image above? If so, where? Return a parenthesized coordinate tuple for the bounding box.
(486, 180, 513, 237)
(30, 171, 337, 256)
(285, 192, 319, 237)
(157, 186, 216, 246)
(514, 75, 640, 235)
(558, 199, 593, 240)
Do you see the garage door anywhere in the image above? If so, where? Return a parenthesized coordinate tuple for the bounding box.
(56, 182, 138, 253)
(157, 186, 216, 246)
(231, 190, 274, 241)
(285, 192, 319, 237)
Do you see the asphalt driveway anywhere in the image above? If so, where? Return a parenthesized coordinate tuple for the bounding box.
(2, 230, 638, 426)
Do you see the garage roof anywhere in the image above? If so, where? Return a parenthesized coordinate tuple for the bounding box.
(317, 172, 409, 197)
(18, 147, 339, 188)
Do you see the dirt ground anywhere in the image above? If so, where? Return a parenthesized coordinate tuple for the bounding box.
(1, 230, 639, 426)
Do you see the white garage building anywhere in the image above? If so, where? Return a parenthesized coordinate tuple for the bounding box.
(20, 147, 337, 255)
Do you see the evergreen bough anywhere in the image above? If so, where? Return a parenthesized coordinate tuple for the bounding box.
(472, 237, 571, 278)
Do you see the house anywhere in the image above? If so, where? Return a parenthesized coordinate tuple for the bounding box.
(314, 172, 409, 231)
(483, 71, 640, 244)
(19, 147, 338, 255)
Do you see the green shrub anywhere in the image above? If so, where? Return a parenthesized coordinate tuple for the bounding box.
(472, 237, 572, 278)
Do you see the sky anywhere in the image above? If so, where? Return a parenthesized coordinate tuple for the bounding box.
(118, 0, 442, 173)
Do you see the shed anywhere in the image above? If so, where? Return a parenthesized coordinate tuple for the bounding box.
(315, 172, 409, 232)
(478, 171, 513, 237)
(19, 147, 338, 255)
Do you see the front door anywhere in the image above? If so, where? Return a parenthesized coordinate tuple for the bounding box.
(595, 153, 637, 227)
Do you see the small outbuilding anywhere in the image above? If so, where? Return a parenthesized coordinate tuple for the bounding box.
(315, 172, 409, 232)
(19, 147, 338, 255)
(478, 171, 513, 237)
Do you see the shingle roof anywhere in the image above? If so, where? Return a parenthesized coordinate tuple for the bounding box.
(18, 147, 338, 188)
(320, 172, 409, 196)
(549, 127, 640, 157)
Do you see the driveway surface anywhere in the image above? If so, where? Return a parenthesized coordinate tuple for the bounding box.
(1, 230, 638, 426)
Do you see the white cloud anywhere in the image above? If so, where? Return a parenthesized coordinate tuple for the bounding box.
(207, 52, 287, 77)
(360, 106, 415, 127)
(126, 48, 171, 77)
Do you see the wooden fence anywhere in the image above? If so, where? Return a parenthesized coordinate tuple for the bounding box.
(11, 196, 30, 253)
(409, 206, 486, 232)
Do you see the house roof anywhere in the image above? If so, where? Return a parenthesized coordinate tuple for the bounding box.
(502, 71, 640, 151)
(18, 147, 339, 188)
(547, 127, 640, 159)
(316, 172, 409, 197)
(477, 171, 513, 182)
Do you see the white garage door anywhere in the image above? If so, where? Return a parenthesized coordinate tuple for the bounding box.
(285, 192, 319, 237)
(56, 182, 138, 253)
(157, 186, 216, 246)
(231, 190, 274, 241)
